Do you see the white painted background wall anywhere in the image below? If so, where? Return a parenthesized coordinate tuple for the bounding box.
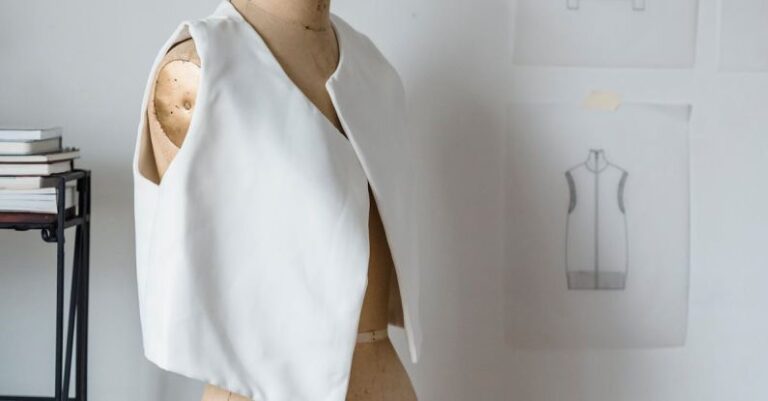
(1, 0, 766, 400)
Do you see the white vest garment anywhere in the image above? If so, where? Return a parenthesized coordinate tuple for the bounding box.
(131, 2, 422, 400)
(565, 149, 629, 290)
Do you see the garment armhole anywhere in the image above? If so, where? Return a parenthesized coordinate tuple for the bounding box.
(565, 171, 577, 213)
(134, 21, 198, 187)
(618, 171, 629, 213)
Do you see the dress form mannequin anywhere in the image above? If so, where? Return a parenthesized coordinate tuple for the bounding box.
(143, 0, 417, 400)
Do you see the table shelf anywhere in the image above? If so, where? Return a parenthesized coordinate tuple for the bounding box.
(0, 169, 91, 401)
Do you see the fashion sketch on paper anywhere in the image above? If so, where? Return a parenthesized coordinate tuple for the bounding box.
(564, 149, 629, 290)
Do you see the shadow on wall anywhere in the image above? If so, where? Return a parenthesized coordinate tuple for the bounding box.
(383, 4, 509, 400)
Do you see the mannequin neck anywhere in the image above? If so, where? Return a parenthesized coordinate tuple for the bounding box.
(239, 0, 332, 31)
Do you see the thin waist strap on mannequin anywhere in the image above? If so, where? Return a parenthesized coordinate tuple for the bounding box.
(356, 328, 388, 343)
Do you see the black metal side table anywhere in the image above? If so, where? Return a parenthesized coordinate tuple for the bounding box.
(0, 169, 91, 401)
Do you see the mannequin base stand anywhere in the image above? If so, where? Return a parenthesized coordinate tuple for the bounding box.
(0, 170, 91, 401)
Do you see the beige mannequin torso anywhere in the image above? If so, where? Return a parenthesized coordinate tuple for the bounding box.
(144, 0, 416, 400)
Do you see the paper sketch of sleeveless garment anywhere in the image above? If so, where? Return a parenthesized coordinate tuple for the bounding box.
(564, 149, 629, 290)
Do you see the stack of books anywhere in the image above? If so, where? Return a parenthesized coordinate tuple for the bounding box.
(0, 127, 80, 214)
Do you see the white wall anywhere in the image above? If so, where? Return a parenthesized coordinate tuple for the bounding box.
(499, 0, 768, 400)
(1, 0, 767, 400)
